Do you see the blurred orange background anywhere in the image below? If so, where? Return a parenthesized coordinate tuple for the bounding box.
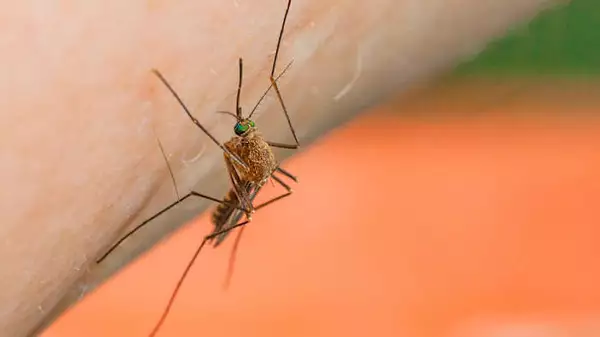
(43, 79, 600, 337)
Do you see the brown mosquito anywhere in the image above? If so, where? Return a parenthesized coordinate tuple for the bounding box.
(96, 0, 299, 265)
(145, 1, 299, 335)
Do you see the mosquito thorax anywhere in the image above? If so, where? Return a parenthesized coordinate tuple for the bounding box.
(234, 119, 256, 136)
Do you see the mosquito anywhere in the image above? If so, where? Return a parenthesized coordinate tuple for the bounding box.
(146, 0, 299, 334)
(96, 0, 299, 265)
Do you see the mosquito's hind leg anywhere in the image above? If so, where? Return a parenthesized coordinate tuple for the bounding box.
(189, 191, 252, 213)
(275, 166, 297, 182)
(148, 233, 212, 337)
(205, 181, 293, 240)
(149, 177, 287, 333)
(150, 178, 290, 335)
(219, 187, 293, 288)
(249, 165, 297, 212)
(96, 191, 253, 264)
(270, 172, 292, 192)
(216, 187, 293, 288)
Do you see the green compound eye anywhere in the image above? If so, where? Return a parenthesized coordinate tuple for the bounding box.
(248, 120, 255, 128)
(234, 122, 249, 136)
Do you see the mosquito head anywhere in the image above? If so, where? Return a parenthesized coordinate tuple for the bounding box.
(234, 118, 256, 136)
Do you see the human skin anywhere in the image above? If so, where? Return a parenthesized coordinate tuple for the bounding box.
(0, 0, 559, 336)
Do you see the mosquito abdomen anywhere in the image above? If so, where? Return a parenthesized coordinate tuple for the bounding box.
(210, 186, 248, 247)
(211, 188, 238, 236)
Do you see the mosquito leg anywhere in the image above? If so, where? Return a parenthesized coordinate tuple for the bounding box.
(148, 236, 210, 337)
(247, 60, 293, 119)
(104, 128, 184, 263)
(274, 166, 297, 182)
(217, 181, 294, 241)
(96, 191, 251, 264)
(217, 188, 294, 287)
(97, 192, 191, 263)
(98, 128, 251, 263)
(148, 180, 282, 332)
(232, 167, 294, 218)
(189, 191, 250, 213)
(269, 76, 300, 147)
(150, 183, 289, 335)
(204, 184, 290, 241)
(219, 169, 294, 287)
(270, 0, 292, 78)
(267, 0, 300, 146)
(215, 166, 295, 247)
(251, 167, 297, 210)
(206, 220, 249, 240)
(216, 185, 261, 287)
(245, 0, 299, 144)
(270, 172, 292, 192)
(267, 140, 298, 149)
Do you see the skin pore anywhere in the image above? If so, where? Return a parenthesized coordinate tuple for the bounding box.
(0, 0, 558, 335)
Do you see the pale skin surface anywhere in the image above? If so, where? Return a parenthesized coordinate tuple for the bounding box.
(0, 0, 560, 336)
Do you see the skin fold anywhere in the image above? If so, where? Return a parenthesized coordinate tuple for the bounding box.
(0, 0, 559, 335)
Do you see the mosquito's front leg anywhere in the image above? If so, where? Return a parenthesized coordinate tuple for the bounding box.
(269, 75, 300, 147)
(150, 68, 250, 171)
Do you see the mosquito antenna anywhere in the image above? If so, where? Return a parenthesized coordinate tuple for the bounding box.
(271, 0, 292, 78)
(247, 59, 293, 119)
(236, 58, 243, 118)
(151, 69, 249, 170)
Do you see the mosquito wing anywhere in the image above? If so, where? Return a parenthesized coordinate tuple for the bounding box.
(209, 182, 258, 247)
